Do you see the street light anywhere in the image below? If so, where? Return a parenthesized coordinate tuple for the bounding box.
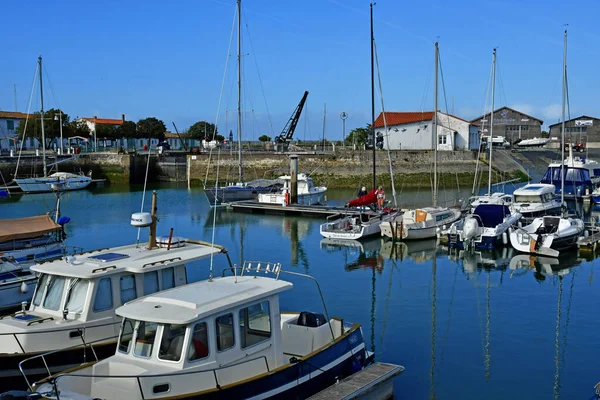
(340, 111, 348, 148)
(54, 110, 63, 155)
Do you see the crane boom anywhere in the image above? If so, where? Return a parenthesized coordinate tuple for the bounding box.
(171, 122, 188, 151)
(275, 91, 309, 151)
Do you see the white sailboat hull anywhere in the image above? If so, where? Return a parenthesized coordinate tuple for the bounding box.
(381, 208, 461, 241)
(15, 175, 92, 193)
(320, 213, 396, 240)
(509, 216, 583, 257)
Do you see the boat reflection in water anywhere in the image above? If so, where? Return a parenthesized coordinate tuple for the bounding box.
(509, 252, 581, 281)
(379, 238, 438, 263)
(445, 246, 515, 274)
(320, 237, 383, 273)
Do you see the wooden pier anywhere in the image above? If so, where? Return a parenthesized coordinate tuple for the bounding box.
(308, 362, 404, 400)
(229, 200, 379, 219)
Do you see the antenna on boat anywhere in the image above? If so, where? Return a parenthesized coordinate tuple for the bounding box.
(131, 137, 155, 248)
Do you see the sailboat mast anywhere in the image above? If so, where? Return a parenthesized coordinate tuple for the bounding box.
(561, 30, 567, 206)
(38, 56, 47, 178)
(433, 42, 439, 207)
(237, 0, 243, 183)
(487, 48, 496, 195)
(370, 3, 376, 190)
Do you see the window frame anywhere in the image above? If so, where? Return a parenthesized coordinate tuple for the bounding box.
(120, 274, 137, 305)
(161, 267, 175, 290)
(215, 313, 235, 352)
(143, 271, 159, 296)
(93, 277, 114, 313)
(239, 301, 271, 350)
(118, 318, 136, 354)
(187, 322, 210, 363)
(158, 323, 187, 363)
(133, 321, 159, 359)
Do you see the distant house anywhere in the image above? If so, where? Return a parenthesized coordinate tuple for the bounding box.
(163, 131, 201, 150)
(548, 115, 600, 143)
(470, 107, 543, 144)
(76, 114, 125, 132)
(0, 111, 30, 150)
(374, 111, 480, 151)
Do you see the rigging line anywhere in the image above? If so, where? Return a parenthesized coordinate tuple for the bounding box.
(136, 138, 153, 245)
(496, 58, 508, 107)
(472, 56, 495, 196)
(420, 61, 433, 113)
(438, 49, 453, 196)
(204, 5, 237, 189)
(242, 10, 275, 137)
(15, 63, 40, 179)
(373, 39, 397, 207)
(42, 64, 61, 110)
(560, 270, 575, 380)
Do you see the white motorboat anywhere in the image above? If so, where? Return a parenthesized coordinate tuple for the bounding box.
(28, 261, 376, 399)
(540, 150, 600, 199)
(257, 173, 327, 206)
(446, 204, 522, 250)
(465, 192, 514, 213)
(512, 183, 561, 221)
(381, 207, 461, 241)
(509, 215, 584, 257)
(15, 172, 92, 194)
(320, 211, 396, 240)
(516, 137, 550, 147)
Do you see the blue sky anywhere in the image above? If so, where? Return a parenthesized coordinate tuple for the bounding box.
(1, 0, 598, 140)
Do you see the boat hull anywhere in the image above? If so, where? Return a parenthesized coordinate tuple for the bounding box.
(0, 273, 37, 312)
(259, 189, 327, 206)
(320, 214, 394, 240)
(3, 241, 64, 263)
(204, 186, 275, 206)
(509, 218, 583, 257)
(14, 177, 92, 194)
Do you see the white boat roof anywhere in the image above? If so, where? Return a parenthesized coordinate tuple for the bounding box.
(31, 239, 226, 279)
(116, 275, 293, 324)
(548, 156, 599, 168)
(513, 184, 555, 196)
(278, 173, 310, 181)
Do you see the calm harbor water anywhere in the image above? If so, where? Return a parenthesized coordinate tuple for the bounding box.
(2, 183, 599, 399)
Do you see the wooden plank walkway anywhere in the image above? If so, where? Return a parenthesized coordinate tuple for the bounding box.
(308, 362, 404, 400)
(229, 200, 378, 219)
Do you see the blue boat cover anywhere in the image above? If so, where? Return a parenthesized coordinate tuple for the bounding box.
(473, 204, 511, 228)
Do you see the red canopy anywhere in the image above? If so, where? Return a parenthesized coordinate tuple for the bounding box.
(347, 189, 377, 207)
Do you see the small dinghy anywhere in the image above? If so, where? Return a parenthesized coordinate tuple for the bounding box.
(509, 215, 584, 257)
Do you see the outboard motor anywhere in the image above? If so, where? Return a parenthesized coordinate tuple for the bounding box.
(463, 217, 480, 241)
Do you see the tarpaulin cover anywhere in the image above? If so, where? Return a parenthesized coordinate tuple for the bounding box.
(347, 190, 377, 207)
(0, 214, 61, 242)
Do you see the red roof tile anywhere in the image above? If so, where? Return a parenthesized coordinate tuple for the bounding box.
(374, 112, 434, 128)
(80, 117, 123, 125)
(0, 111, 31, 119)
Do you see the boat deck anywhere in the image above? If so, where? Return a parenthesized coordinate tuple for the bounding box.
(229, 201, 380, 218)
(308, 362, 404, 400)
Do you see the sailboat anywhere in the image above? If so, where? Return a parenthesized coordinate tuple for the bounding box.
(380, 42, 461, 241)
(203, 1, 285, 206)
(319, 5, 396, 240)
(446, 49, 522, 250)
(14, 57, 92, 194)
(509, 30, 584, 258)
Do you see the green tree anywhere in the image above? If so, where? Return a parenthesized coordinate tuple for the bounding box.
(188, 121, 217, 139)
(117, 121, 137, 138)
(258, 134, 271, 142)
(15, 109, 71, 147)
(63, 120, 91, 138)
(345, 124, 372, 146)
(137, 117, 166, 141)
(96, 124, 119, 140)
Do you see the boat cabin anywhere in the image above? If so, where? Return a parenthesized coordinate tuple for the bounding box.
(0, 239, 226, 356)
(513, 184, 556, 204)
(278, 173, 317, 194)
(47, 272, 350, 399)
(540, 154, 600, 198)
(467, 193, 513, 212)
(402, 207, 457, 227)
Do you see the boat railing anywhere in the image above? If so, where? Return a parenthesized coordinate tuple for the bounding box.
(223, 261, 336, 343)
(45, 354, 271, 399)
(18, 323, 121, 390)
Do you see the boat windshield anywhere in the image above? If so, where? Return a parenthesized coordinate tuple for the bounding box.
(32, 274, 89, 313)
(514, 194, 542, 203)
(118, 318, 136, 354)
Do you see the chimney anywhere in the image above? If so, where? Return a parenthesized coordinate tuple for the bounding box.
(122, 114, 125, 122)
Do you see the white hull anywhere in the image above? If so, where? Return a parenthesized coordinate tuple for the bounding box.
(258, 188, 327, 206)
(3, 241, 65, 263)
(517, 138, 550, 147)
(380, 208, 461, 241)
(15, 176, 92, 193)
(320, 213, 396, 240)
(0, 273, 37, 311)
(509, 216, 584, 257)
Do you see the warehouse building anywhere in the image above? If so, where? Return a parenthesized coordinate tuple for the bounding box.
(548, 115, 600, 143)
(470, 107, 543, 144)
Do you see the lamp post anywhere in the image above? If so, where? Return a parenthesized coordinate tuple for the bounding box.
(54, 111, 63, 155)
(340, 111, 348, 148)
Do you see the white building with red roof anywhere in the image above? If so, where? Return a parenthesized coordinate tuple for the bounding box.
(75, 114, 125, 133)
(0, 111, 31, 152)
(374, 111, 480, 151)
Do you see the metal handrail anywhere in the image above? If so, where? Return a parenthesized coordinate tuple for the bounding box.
(49, 354, 271, 398)
(141, 257, 182, 269)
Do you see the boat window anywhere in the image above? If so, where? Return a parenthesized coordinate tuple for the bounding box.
(514, 195, 542, 203)
(188, 322, 209, 361)
(93, 277, 113, 312)
(158, 324, 186, 362)
(118, 318, 135, 354)
(215, 313, 235, 351)
(161, 267, 175, 290)
(134, 321, 158, 358)
(43, 276, 66, 311)
(120, 274, 137, 304)
(435, 213, 451, 222)
(143, 271, 159, 296)
(65, 279, 89, 314)
(33, 273, 49, 306)
(239, 301, 271, 349)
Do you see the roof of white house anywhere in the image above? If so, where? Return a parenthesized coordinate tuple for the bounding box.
(374, 111, 473, 129)
(116, 275, 293, 324)
(0, 111, 31, 120)
(31, 239, 226, 278)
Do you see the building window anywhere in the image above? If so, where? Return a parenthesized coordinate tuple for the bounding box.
(216, 313, 235, 351)
(239, 301, 271, 349)
(438, 135, 447, 145)
(120, 274, 137, 304)
(94, 278, 113, 312)
(188, 322, 209, 361)
(6, 120, 14, 131)
(521, 125, 529, 131)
